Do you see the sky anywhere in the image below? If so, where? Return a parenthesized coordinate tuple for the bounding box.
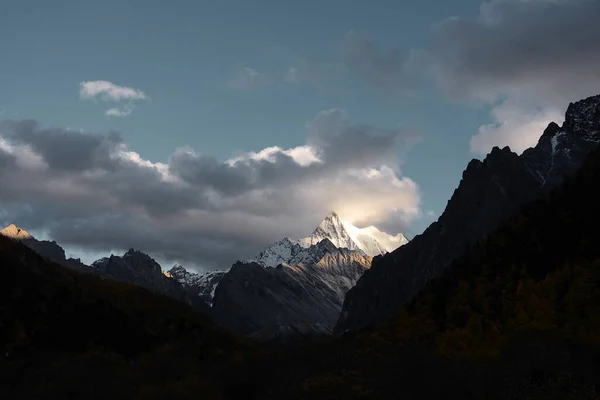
(1, 0, 600, 271)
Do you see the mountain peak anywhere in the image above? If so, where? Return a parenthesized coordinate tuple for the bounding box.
(299, 214, 407, 257)
(0, 224, 33, 240)
(326, 211, 340, 219)
(169, 264, 186, 274)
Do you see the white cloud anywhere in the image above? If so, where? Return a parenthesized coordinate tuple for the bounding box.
(105, 103, 135, 117)
(80, 80, 148, 101)
(470, 98, 564, 155)
(80, 80, 148, 117)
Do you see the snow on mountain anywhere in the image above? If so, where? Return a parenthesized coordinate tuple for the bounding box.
(251, 212, 408, 267)
(297, 212, 362, 253)
(250, 237, 305, 268)
(213, 238, 373, 338)
(168, 264, 226, 306)
(297, 212, 408, 257)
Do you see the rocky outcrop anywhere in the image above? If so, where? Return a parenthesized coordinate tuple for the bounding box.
(168, 264, 226, 306)
(335, 94, 600, 334)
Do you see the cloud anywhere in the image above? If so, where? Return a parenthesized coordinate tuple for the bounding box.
(80, 81, 148, 101)
(80, 80, 148, 116)
(0, 112, 421, 271)
(105, 104, 135, 117)
(427, 0, 600, 154)
(470, 98, 563, 155)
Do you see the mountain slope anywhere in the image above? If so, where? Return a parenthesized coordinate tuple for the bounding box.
(336, 94, 600, 334)
(213, 239, 372, 338)
(379, 140, 600, 358)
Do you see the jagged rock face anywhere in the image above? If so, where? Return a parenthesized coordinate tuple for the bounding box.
(93, 250, 211, 314)
(168, 264, 226, 306)
(335, 94, 600, 334)
(0, 224, 91, 273)
(212, 239, 371, 339)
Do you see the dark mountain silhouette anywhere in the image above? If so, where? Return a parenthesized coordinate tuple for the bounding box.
(336, 94, 600, 334)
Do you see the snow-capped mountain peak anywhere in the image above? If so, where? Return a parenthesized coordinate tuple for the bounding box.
(298, 212, 360, 252)
(298, 212, 407, 257)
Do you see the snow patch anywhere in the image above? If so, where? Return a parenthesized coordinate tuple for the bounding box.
(551, 131, 566, 154)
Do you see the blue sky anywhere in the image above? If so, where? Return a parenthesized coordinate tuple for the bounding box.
(1, 0, 599, 270)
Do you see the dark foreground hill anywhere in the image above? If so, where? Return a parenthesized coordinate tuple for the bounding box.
(3, 148, 600, 398)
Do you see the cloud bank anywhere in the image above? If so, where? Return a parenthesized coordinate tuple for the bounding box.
(0, 111, 421, 271)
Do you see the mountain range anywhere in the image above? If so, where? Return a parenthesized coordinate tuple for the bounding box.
(168, 212, 403, 337)
(1, 211, 407, 338)
(3, 93, 600, 341)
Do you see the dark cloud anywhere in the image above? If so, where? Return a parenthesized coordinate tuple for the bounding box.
(1, 119, 122, 171)
(0, 148, 15, 168)
(430, 0, 600, 101)
(0, 112, 421, 270)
